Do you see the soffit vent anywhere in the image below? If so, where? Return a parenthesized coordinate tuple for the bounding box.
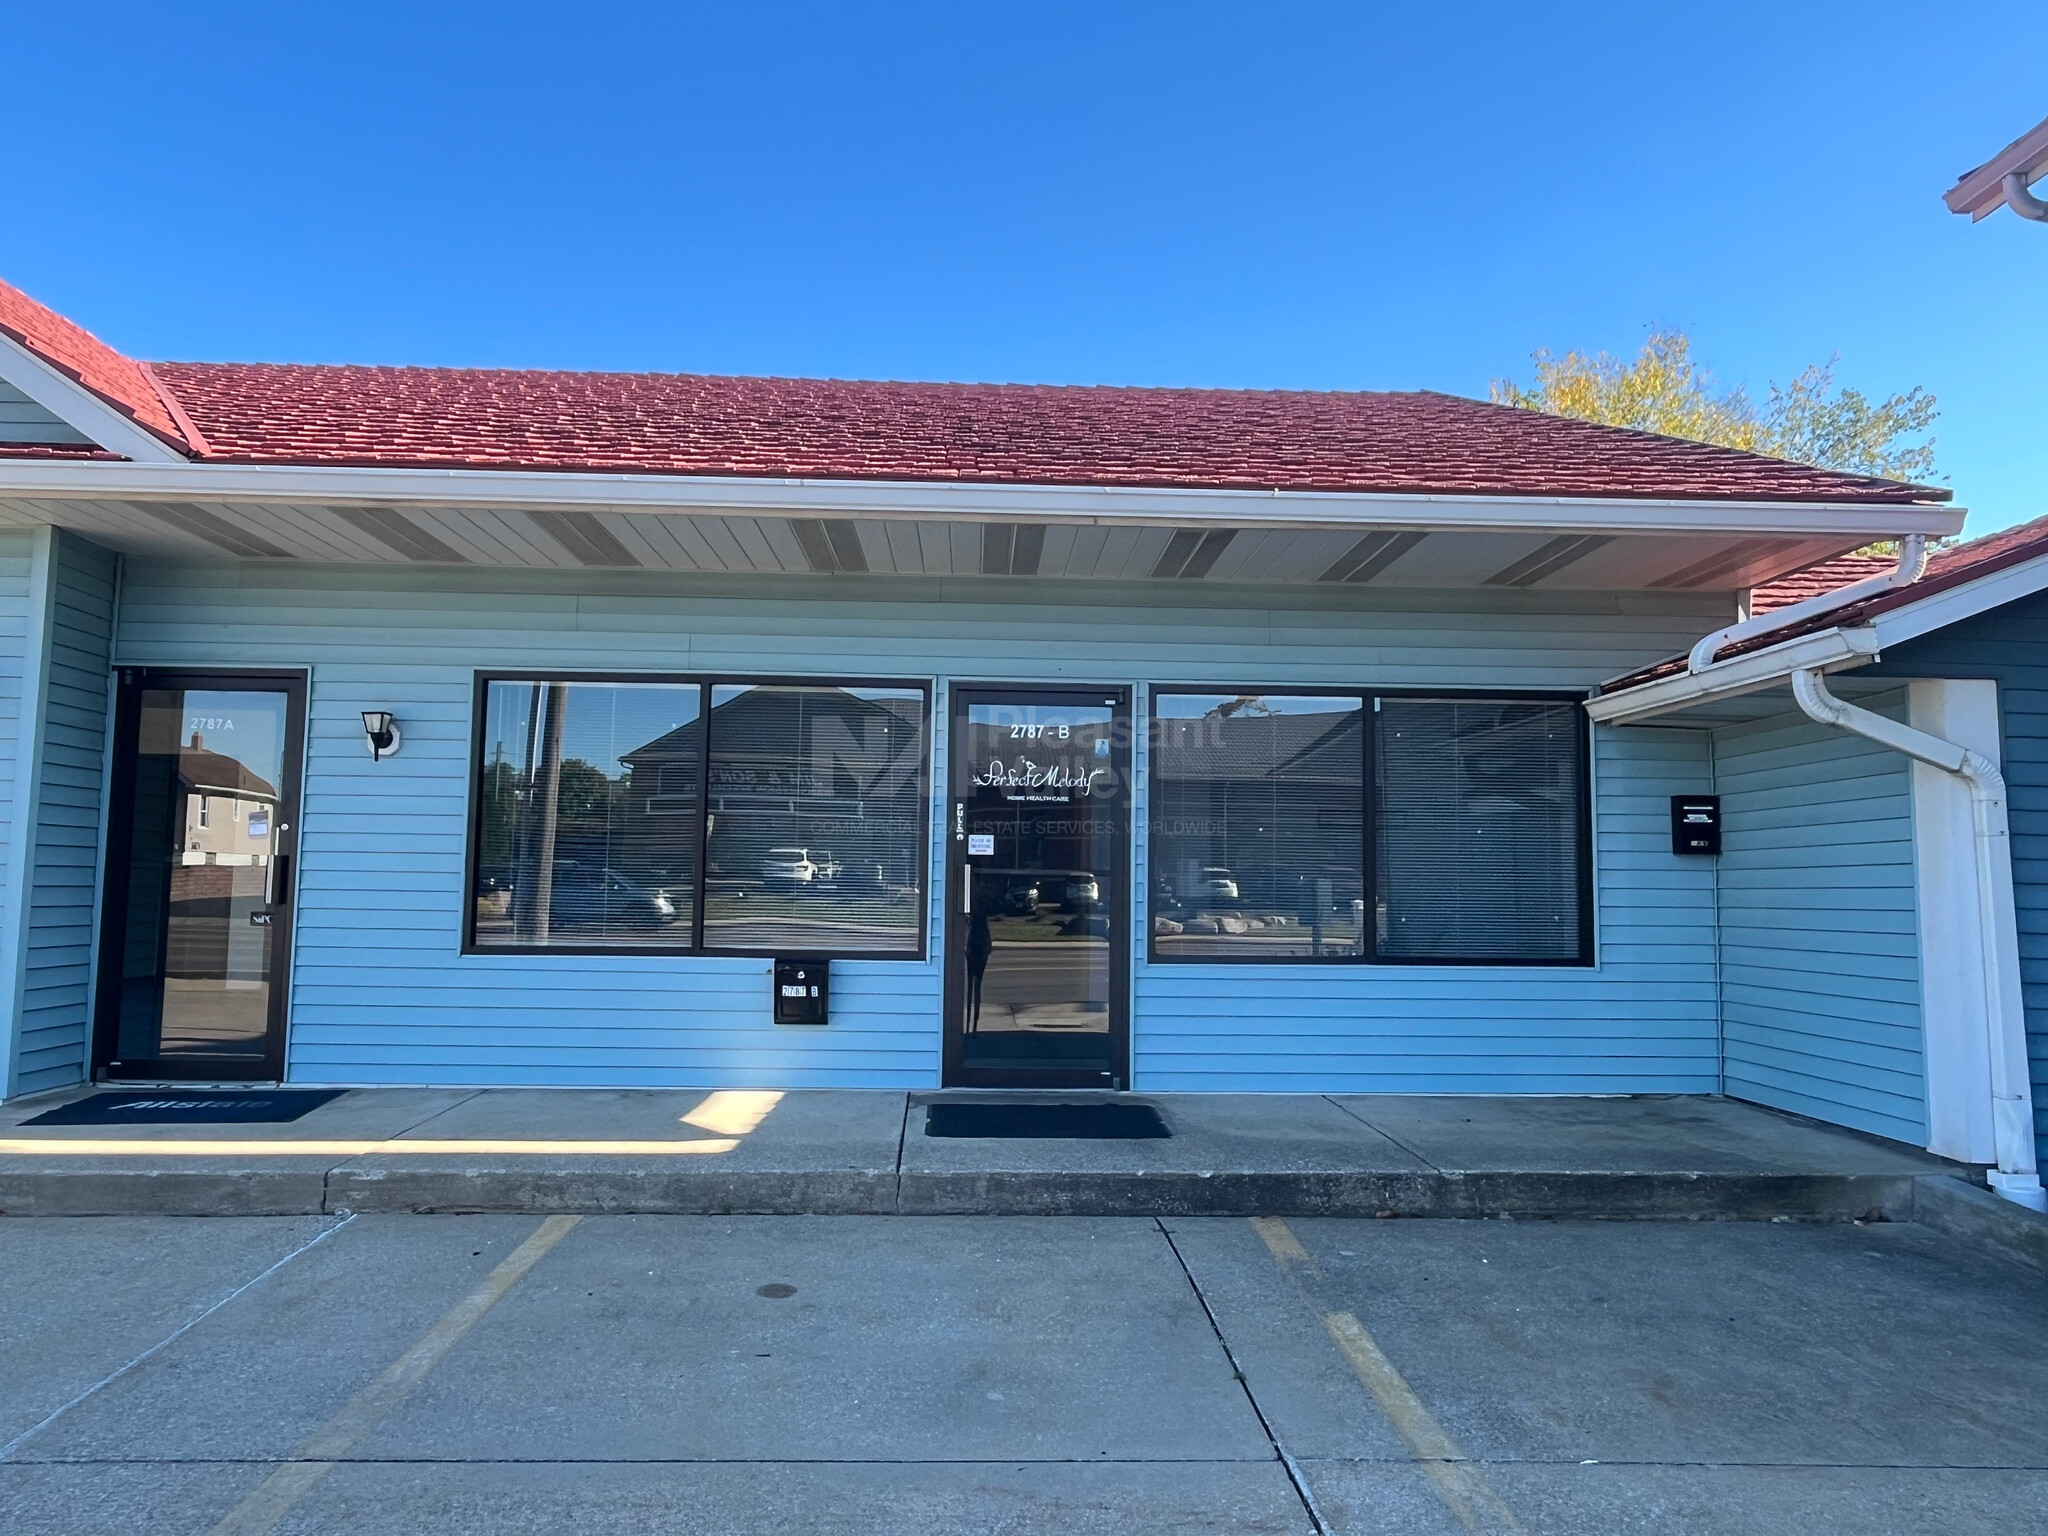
(1318, 530, 1425, 584)
(526, 509, 640, 567)
(333, 505, 469, 563)
(1485, 534, 1613, 588)
(1151, 527, 1236, 579)
(140, 502, 293, 559)
(1649, 538, 1806, 590)
(789, 518, 869, 574)
(980, 524, 1045, 576)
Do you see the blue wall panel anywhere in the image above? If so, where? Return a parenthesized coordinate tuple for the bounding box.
(1711, 693, 1926, 1145)
(16, 533, 117, 1091)
(0, 529, 117, 1095)
(115, 560, 1728, 1092)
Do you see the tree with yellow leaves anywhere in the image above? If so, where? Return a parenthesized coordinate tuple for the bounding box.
(1490, 331, 1938, 484)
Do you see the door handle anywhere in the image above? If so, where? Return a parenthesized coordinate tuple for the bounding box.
(961, 868, 972, 915)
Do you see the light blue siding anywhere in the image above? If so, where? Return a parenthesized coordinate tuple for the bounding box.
(1711, 693, 1926, 1145)
(0, 378, 94, 446)
(116, 559, 1729, 1091)
(16, 534, 118, 1091)
(0, 531, 35, 1055)
(1, 529, 119, 1095)
(1869, 591, 2048, 1172)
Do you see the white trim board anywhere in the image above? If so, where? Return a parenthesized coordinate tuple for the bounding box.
(0, 456, 1965, 538)
(1908, 680, 2002, 1163)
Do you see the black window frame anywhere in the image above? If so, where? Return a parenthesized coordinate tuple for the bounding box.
(462, 670, 933, 961)
(1145, 685, 1594, 968)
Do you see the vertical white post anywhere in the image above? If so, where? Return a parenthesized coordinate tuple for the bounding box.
(1909, 680, 2003, 1163)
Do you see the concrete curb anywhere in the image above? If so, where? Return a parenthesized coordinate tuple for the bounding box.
(1911, 1174, 2048, 1276)
(0, 1165, 1928, 1221)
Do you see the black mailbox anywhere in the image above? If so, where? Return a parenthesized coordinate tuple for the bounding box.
(773, 958, 829, 1025)
(1671, 795, 1721, 856)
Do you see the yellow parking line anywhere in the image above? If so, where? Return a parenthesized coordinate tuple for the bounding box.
(204, 1214, 582, 1536)
(0, 1139, 737, 1157)
(1251, 1217, 1525, 1536)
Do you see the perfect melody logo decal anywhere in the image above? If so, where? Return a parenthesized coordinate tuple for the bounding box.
(971, 757, 1109, 801)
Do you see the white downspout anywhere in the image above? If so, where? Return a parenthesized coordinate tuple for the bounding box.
(2003, 170, 2048, 223)
(1689, 536, 1929, 674)
(1791, 668, 2045, 1210)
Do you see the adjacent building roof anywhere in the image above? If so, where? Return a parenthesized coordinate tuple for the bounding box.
(1602, 513, 2048, 695)
(1749, 553, 1897, 612)
(0, 276, 1946, 505)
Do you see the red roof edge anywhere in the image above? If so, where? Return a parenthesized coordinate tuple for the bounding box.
(0, 277, 191, 454)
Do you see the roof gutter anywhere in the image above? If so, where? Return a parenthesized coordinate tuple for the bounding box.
(1792, 670, 2044, 1210)
(0, 458, 1968, 538)
(1685, 534, 1929, 674)
(1585, 625, 1881, 724)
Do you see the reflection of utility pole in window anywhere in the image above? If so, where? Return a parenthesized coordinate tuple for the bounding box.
(513, 683, 568, 943)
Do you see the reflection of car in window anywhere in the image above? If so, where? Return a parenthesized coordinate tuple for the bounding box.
(1195, 866, 1239, 902)
(1001, 881, 1041, 916)
(547, 864, 676, 930)
(761, 847, 819, 886)
(1056, 873, 1101, 910)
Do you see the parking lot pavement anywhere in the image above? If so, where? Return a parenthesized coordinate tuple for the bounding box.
(0, 1213, 2041, 1535)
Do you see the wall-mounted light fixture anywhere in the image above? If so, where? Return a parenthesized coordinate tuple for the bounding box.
(362, 710, 402, 761)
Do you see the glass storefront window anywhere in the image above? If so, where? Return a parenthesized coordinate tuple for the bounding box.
(469, 677, 928, 956)
(1149, 689, 1589, 965)
(703, 684, 927, 954)
(473, 681, 702, 949)
(1374, 698, 1587, 962)
(1149, 694, 1365, 958)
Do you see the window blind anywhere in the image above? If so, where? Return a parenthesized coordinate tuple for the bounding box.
(1374, 699, 1585, 961)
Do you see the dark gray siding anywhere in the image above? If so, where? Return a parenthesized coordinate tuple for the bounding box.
(1867, 588, 2048, 1171)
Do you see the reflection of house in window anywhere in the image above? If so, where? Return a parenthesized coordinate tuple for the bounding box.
(1150, 704, 1364, 913)
(620, 686, 926, 895)
(180, 734, 278, 868)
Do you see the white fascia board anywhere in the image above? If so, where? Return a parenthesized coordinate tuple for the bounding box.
(1866, 549, 2048, 650)
(0, 335, 185, 464)
(0, 456, 1966, 537)
(1585, 626, 1882, 724)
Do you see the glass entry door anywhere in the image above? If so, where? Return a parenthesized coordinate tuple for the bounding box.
(95, 671, 306, 1080)
(944, 686, 1129, 1089)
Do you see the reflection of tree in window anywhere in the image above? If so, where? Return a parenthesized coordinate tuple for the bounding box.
(471, 679, 925, 955)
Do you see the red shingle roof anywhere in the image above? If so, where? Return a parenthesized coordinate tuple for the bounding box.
(1750, 553, 1897, 612)
(0, 280, 188, 450)
(144, 362, 1942, 501)
(0, 274, 1950, 503)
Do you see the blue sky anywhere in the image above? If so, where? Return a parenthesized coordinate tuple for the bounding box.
(6, 4, 2044, 534)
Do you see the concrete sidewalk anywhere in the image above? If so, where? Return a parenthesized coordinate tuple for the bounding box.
(0, 1087, 2003, 1233)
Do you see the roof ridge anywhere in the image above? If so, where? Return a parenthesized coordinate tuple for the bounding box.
(137, 361, 212, 457)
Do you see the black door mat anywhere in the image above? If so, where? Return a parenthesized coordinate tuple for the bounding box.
(22, 1090, 346, 1126)
(925, 1101, 1170, 1139)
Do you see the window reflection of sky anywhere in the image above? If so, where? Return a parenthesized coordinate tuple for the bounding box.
(484, 682, 699, 779)
(1152, 693, 1359, 719)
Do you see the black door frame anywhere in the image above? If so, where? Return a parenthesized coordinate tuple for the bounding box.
(92, 668, 309, 1082)
(941, 682, 1132, 1090)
